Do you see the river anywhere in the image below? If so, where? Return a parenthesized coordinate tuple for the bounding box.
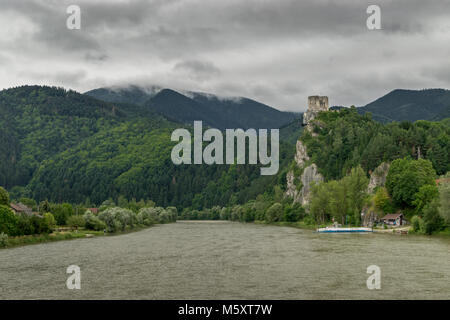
(0, 221, 449, 299)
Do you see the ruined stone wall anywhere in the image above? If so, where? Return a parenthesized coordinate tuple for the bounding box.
(308, 96, 329, 112)
(302, 96, 329, 126)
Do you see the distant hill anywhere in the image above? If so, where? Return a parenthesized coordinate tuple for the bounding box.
(86, 85, 298, 129)
(85, 85, 162, 106)
(357, 89, 450, 123)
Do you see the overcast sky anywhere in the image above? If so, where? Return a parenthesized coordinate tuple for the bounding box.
(1, 0, 450, 111)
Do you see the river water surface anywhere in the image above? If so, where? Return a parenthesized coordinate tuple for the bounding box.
(0, 221, 449, 299)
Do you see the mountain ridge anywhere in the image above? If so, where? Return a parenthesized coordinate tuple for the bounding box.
(86, 85, 299, 129)
(357, 88, 450, 123)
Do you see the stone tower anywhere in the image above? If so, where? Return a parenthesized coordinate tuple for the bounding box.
(302, 96, 329, 125)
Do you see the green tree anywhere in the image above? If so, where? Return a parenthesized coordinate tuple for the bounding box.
(40, 200, 51, 213)
(412, 184, 439, 214)
(309, 182, 331, 223)
(67, 215, 86, 229)
(265, 203, 283, 223)
(411, 215, 424, 233)
(43, 212, 56, 230)
(84, 210, 107, 231)
(0, 187, 9, 206)
(423, 199, 445, 235)
(437, 173, 450, 224)
(0, 232, 8, 247)
(373, 187, 394, 213)
(345, 166, 369, 222)
(0, 205, 19, 236)
(386, 158, 437, 208)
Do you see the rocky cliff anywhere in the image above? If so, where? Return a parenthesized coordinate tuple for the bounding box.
(285, 140, 324, 206)
(367, 162, 390, 193)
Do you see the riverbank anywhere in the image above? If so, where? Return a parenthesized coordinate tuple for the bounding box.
(253, 220, 317, 230)
(254, 219, 450, 237)
(0, 224, 158, 249)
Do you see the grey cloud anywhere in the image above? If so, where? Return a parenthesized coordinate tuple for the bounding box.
(1, 0, 450, 111)
(174, 60, 221, 81)
(84, 52, 108, 62)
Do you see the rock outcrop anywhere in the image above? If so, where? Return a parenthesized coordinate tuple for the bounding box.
(285, 140, 324, 206)
(367, 162, 390, 193)
(298, 164, 324, 206)
(294, 140, 309, 167)
(285, 96, 329, 206)
(285, 171, 301, 202)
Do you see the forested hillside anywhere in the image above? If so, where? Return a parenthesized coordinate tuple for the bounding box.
(0, 86, 123, 189)
(0, 85, 298, 208)
(302, 108, 449, 179)
(183, 109, 449, 235)
(358, 89, 450, 123)
(300, 109, 448, 227)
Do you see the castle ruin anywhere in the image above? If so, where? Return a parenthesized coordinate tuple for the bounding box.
(302, 96, 329, 126)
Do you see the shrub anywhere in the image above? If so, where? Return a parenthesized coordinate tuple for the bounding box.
(84, 210, 107, 231)
(0, 232, 8, 247)
(0, 187, 10, 206)
(283, 203, 304, 222)
(67, 215, 86, 228)
(43, 213, 56, 230)
(0, 205, 19, 236)
(166, 207, 178, 222)
(98, 207, 135, 232)
(302, 215, 316, 226)
(242, 205, 255, 222)
(32, 215, 52, 234)
(50, 203, 74, 225)
(158, 209, 170, 224)
(231, 205, 243, 221)
(373, 187, 395, 213)
(17, 215, 35, 235)
(265, 203, 283, 223)
(423, 199, 445, 235)
(411, 215, 424, 233)
(220, 207, 230, 220)
(137, 207, 159, 226)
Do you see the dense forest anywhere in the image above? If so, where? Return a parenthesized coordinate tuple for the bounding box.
(302, 108, 449, 180)
(0, 85, 299, 208)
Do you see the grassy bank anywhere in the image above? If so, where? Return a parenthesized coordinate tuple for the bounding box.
(254, 220, 317, 230)
(0, 225, 159, 249)
(1, 230, 101, 249)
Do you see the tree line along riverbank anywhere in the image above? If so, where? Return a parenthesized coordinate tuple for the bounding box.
(0, 187, 178, 249)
